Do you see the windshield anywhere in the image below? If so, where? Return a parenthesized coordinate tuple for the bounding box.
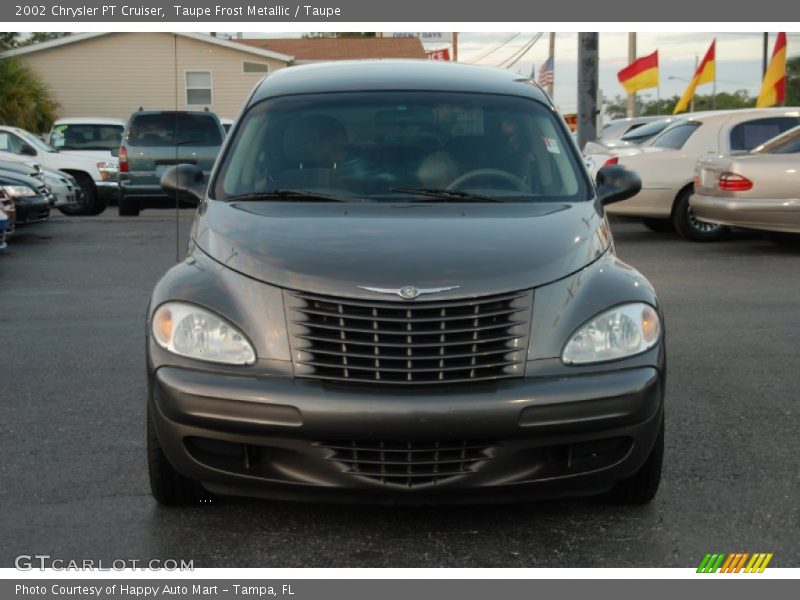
(620, 118, 675, 143)
(752, 125, 800, 154)
(19, 130, 55, 153)
(213, 92, 588, 202)
(51, 123, 124, 151)
(650, 121, 700, 150)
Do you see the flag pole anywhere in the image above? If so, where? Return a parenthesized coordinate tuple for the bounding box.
(548, 32, 555, 99)
(627, 32, 637, 117)
(690, 54, 698, 112)
(712, 39, 717, 110)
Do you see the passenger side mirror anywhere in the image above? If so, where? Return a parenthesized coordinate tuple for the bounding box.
(20, 143, 37, 157)
(595, 164, 641, 206)
(160, 164, 205, 204)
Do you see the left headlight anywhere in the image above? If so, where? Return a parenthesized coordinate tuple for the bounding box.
(1, 185, 36, 198)
(562, 303, 660, 365)
(152, 302, 256, 365)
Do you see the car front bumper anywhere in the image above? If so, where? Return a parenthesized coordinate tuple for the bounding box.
(150, 365, 664, 504)
(691, 193, 800, 233)
(13, 195, 51, 224)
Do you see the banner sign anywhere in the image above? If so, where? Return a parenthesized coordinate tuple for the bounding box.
(386, 32, 454, 43)
(426, 48, 452, 61)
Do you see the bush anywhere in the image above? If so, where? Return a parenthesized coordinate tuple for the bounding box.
(0, 57, 59, 133)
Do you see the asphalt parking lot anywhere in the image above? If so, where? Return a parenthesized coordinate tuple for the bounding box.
(1, 210, 798, 568)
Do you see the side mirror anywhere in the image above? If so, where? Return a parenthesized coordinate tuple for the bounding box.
(160, 164, 205, 204)
(596, 164, 641, 206)
(20, 143, 37, 157)
(110, 147, 119, 158)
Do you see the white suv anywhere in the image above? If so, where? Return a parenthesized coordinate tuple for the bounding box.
(0, 124, 119, 215)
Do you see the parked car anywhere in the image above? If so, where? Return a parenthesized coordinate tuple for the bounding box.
(146, 60, 664, 507)
(40, 167, 83, 211)
(599, 108, 800, 241)
(0, 125, 115, 215)
(600, 116, 664, 144)
(0, 171, 50, 225)
(48, 117, 125, 162)
(117, 109, 225, 216)
(692, 124, 800, 246)
(0, 206, 9, 252)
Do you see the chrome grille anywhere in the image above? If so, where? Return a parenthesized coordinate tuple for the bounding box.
(317, 440, 494, 487)
(285, 289, 532, 385)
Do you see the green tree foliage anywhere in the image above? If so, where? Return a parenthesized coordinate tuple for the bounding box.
(0, 57, 60, 132)
(604, 89, 757, 119)
(0, 32, 70, 50)
(785, 56, 800, 106)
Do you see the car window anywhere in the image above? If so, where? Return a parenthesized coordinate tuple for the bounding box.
(729, 117, 800, 152)
(51, 124, 124, 151)
(213, 91, 588, 203)
(0, 132, 23, 154)
(620, 119, 674, 142)
(126, 113, 222, 147)
(650, 122, 701, 150)
(752, 125, 800, 154)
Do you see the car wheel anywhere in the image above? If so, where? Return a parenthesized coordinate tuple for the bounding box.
(600, 415, 664, 505)
(672, 186, 730, 242)
(118, 193, 140, 217)
(59, 173, 100, 216)
(766, 232, 800, 247)
(641, 218, 675, 233)
(147, 404, 212, 506)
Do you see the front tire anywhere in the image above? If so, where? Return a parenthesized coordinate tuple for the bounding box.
(672, 186, 729, 242)
(118, 193, 140, 216)
(601, 415, 664, 505)
(59, 173, 106, 216)
(147, 405, 211, 506)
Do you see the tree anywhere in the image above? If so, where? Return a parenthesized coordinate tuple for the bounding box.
(0, 32, 19, 51)
(0, 32, 70, 51)
(785, 56, 800, 107)
(604, 89, 756, 119)
(0, 57, 60, 132)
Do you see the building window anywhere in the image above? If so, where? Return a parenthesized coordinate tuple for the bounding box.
(186, 71, 212, 105)
(243, 61, 270, 74)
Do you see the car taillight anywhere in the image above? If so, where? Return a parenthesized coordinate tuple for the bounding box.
(119, 147, 128, 173)
(718, 172, 752, 192)
(602, 156, 619, 168)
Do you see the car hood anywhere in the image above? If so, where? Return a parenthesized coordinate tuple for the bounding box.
(192, 200, 611, 298)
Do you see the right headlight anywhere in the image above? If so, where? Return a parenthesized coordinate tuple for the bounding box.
(562, 303, 660, 365)
(152, 302, 256, 365)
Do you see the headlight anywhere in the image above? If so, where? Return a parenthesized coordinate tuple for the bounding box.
(1, 185, 36, 198)
(562, 303, 660, 365)
(152, 302, 256, 365)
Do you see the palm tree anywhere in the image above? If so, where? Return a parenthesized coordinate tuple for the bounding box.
(0, 57, 59, 132)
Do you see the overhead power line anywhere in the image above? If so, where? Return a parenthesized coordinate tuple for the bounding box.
(467, 32, 521, 64)
(496, 32, 543, 69)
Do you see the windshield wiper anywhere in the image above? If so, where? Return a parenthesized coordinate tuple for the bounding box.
(224, 189, 353, 203)
(389, 187, 505, 203)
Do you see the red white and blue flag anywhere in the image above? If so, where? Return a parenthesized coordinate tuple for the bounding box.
(538, 56, 554, 87)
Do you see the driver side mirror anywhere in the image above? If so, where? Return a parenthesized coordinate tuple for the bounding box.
(595, 164, 641, 206)
(160, 164, 205, 205)
(20, 143, 37, 157)
(110, 147, 119, 158)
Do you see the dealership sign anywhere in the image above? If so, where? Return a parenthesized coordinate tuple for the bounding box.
(385, 32, 454, 43)
(426, 49, 451, 61)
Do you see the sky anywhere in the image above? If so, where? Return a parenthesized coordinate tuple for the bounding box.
(251, 31, 798, 114)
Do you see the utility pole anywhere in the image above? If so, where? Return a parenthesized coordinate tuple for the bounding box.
(452, 32, 458, 62)
(627, 32, 636, 117)
(547, 32, 555, 99)
(577, 32, 599, 148)
(763, 32, 769, 76)
(690, 55, 698, 112)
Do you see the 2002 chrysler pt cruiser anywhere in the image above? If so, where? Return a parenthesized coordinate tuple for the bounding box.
(147, 61, 665, 506)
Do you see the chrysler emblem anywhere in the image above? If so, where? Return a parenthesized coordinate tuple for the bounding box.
(358, 285, 460, 300)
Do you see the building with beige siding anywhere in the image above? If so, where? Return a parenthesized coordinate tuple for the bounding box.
(1, 33, 427, 125)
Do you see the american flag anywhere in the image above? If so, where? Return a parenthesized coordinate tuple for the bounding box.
(538, 56, 554, 88)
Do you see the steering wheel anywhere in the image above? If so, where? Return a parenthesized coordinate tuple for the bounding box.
(447, 168, 529, 192)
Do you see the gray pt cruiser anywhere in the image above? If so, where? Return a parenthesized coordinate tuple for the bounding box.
(148, 60, 664, 506)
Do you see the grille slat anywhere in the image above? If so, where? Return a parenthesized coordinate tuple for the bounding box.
(286, 289, 532, 386)
(317, 440, 494, 487)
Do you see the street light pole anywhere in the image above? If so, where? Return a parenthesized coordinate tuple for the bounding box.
(578, 33, 599, 148)
(627, 32, 637, 117)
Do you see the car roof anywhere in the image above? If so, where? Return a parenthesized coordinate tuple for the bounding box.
(684, 107, 800, 124)
(250, 60, 552, 104)
(53, 117, 126, 126)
